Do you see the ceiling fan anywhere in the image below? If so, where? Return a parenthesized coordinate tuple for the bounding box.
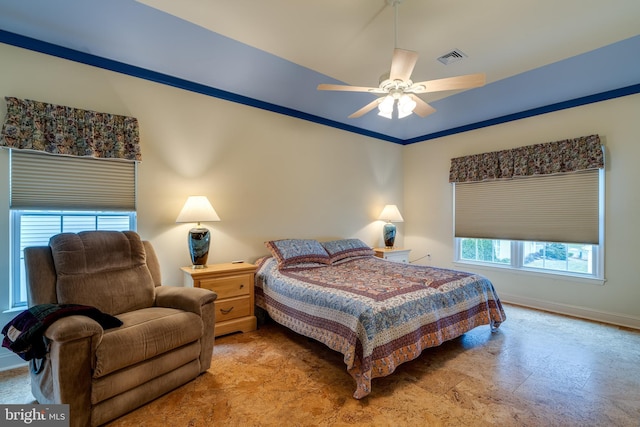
(317, 0, 486, 119)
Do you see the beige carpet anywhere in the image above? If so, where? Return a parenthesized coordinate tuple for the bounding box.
(2, 304, 639, 426)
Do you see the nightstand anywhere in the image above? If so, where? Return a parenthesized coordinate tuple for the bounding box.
(373, 247, 411, 263)
(181, 262, 257, 337)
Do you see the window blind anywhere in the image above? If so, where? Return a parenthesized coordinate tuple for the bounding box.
(454, 169, 600, 244)
(10, 150, 136, 211)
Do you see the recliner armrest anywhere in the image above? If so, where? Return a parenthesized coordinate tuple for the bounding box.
(43, 316, 105, 372)
(44, 316, 104, 343)
(35, 317, 104, 426)
(154, 286, 217, 315)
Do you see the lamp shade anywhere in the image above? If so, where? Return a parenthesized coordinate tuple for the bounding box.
(378, 205, 404, 223)
(176, 196, 220, 224)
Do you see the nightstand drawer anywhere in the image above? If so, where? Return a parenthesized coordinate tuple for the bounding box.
(181, 262, 257, 337)
(200, 274, 251, 299)
(215, 296, 251, 322)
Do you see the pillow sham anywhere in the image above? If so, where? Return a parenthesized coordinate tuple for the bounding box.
(265, 239, 331, 268)
(321, 238, 374, 264)
(279, 261, 329, 270)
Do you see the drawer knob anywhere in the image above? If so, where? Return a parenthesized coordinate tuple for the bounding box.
(240, 284, 245, 289)
(220, 307, 234, 315)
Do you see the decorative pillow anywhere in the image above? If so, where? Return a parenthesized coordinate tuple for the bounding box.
(322, 239, 374, 264)
(265, 239, 331, 268)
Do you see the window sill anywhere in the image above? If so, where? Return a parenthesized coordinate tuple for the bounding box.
(453, 260, 606, 286)
(2, 306, 26, 315)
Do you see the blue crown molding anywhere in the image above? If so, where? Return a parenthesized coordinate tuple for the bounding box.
(1, 29, 638, 147)
(402, 83, 640, 145)
(0, 29, 403, 144)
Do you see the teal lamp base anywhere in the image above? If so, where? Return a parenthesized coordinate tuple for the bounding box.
(188, 227, 210, 268)
(383, 222, 397, 248)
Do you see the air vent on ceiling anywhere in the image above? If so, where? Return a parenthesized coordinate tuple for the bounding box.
(437, 49, 468, 65)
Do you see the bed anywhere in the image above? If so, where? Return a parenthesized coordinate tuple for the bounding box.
(255, 238, 506, 399)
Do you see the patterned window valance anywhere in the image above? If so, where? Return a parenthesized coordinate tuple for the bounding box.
(0, 97, 141, 161)
(449, 134, 603, 183)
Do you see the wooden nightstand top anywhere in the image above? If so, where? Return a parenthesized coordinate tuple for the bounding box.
(373, 247, 411, 263)
(373, 247, 410, 253)
(180, 262, 256, 278)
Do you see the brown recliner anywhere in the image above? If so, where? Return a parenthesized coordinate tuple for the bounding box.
(24, 231, 217, 427)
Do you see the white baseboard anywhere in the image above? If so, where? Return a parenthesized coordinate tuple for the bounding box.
(500, 293, 640, 330)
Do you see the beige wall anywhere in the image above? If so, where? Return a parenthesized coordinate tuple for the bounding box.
(1, 40, 638, 369)
(0, 43, 403, 368)
(404, 93, 640, 328)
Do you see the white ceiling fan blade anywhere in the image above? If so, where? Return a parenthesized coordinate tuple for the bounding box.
(389, 48, 418, 82)
(348, 98, 381, 118)
(411, 73, 486, 94)
(317, 83, 382, 93)
(409, 94, 436, 117)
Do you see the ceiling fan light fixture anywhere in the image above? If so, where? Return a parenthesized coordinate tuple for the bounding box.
(378, 110, 393, 119)
(377, 95, 395, 119)
(397, 94, 416, 118)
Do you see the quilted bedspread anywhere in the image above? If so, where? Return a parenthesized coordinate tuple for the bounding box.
(255, 255, 506, 398)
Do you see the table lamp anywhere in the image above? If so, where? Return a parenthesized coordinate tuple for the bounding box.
(176, 196, 220, 268)
(378, 204, 404, 248)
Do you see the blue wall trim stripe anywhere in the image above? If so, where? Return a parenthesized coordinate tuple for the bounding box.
(0, 29, 403, 144)
(0, 30, 404, 144)
(402, 83, 640, 145)
(1, 29, 637, 146)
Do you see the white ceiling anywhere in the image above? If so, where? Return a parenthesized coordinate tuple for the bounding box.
(1, 0, 639, 143)
(138, 0, 639, 97)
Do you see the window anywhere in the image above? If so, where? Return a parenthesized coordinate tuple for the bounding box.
(522, 242, 594, 274)
(454, 167, 604, 281)
(10, 211, 136, 308)
(460, 238, 510, 265)
(453, 168, 604, 281)
(7, 150, 138, 308)
(457, 238, 600, 279)
(450, 135, 604, 282)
